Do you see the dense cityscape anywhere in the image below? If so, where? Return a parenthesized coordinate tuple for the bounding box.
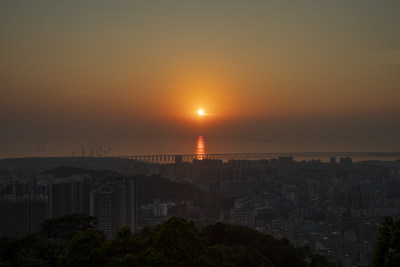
(1, 155, 400, 266)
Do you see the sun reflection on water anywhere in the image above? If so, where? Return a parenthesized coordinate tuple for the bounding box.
(196, 136, 206, 159)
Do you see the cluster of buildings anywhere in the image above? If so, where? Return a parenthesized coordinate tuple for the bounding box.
(2, 155, 400, 267)
(0, 174, 137, 237)
(135, 156, 400, 267)
(139, 199, 202, 226)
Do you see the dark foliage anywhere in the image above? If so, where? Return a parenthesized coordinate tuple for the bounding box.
(39, 213, 97, 240)
(309, 254, 335, 267)
(216, 244, 274, 266)
(372, 216, 400, 267)
(59, 228, 105, 267)
(0, 215, 334, 267)
(203, 222, 309, 267)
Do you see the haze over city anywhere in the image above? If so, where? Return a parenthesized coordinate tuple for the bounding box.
(1, 1, 400, 158)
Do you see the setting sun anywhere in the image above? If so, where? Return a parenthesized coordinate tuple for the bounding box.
(197, 109, 205, 116)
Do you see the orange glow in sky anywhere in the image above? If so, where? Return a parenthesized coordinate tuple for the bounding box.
(1, 1, 400, 157)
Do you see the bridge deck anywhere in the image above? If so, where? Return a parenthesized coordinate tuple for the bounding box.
(119, 152, 400, 163)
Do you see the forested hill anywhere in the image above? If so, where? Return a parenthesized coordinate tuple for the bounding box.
(40, 166, 208, 205)
(41, 165, 117, 178)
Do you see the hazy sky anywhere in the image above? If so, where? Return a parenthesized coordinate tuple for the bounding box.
(1, 1, 400, 157)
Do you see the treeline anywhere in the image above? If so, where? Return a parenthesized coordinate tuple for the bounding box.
(0, 214, 334, 267)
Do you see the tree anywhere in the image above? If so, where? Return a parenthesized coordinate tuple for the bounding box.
(0, 236, 15, 267)
(203, 222, 310, 267)
(59, 228, 105, 267)
(0, 214, 334, 267)
(99, 225, 144, 266)
(39, 214, 97, 240)
(216, 244, 274, 267)
(152, 217, 214, 266)
(372, 216, 400, 267)
(13, 233, 55, 267)
(309, 254, 335, 267)
(99, 218, 222, 266)
(14, 248, 48, 267)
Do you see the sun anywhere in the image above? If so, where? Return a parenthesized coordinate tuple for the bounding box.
(197, 109, 205, 116)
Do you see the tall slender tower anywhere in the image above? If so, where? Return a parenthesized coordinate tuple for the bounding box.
(90, 177, 137, 237)
(126, 178, 137, 233)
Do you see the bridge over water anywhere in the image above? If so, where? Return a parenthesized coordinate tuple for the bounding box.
(119, 152, 400, 164)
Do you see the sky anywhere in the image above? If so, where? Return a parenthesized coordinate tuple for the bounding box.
(1, 1, 400, 158)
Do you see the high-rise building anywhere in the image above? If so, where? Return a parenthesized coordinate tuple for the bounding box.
(91, 186, 114, 237)
(0, 195, 48, 237)
(340, 157, 353, 164)
(126, 178, 137, 233)
(90, 177, 137, 237)
(37, 175, 92, 218)
(1, 174, 136, 238)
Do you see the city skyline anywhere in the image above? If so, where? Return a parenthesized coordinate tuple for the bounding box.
(1, 1, 400, 157)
